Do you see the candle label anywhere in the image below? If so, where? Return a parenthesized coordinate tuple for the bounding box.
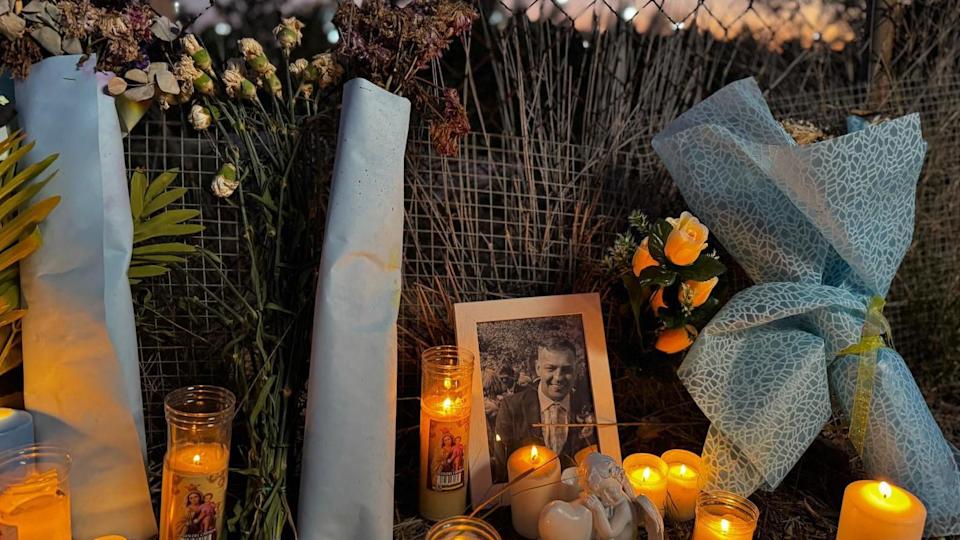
(425, 416, 469, 492)
(166, 470, 227, 540)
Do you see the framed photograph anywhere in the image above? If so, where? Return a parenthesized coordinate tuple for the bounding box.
(454, 293, 620, 508)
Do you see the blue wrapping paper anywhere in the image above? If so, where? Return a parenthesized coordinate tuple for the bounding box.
(652, 78, 960, 535)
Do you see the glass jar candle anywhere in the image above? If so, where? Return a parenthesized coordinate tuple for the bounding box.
(419, 346, 474, 521)
(160, 385, 236, 540)
(661, 449, 703, 522)
(692, 490, 760, 540)
(623, 453, 669, 514)
(426, 516, 502, 540)
(0, 445, 71, 540)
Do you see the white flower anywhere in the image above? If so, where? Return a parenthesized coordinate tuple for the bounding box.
(211, 164, 239, 198)
(189, 104, 212, 131)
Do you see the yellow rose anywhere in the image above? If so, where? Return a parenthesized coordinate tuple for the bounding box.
(655, 326, 698, 354)
(680, 277, 719, 308)
(632, 237, 658, 276)
(650, 288, 667, 314)
(664, 211, 709, 266)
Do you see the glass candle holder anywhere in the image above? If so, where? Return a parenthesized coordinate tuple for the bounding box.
(692, 490, 760, 540)
(419, 346, 474, 521)
(661, 449, 703, 522)
(160, 385, 236, 540)
(623, 453, 669, 513)
(0, 445, 71, 540)
(426, 516, 502, 540)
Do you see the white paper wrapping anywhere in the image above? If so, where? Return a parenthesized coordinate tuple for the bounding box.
(14, 55, 156, 540)
(298, 78, 409, 540)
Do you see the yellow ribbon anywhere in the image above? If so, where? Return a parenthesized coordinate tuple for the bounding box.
(836, 296, 893, 456)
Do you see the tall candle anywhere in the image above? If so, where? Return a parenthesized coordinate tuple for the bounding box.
(507, 445, 560, 539)
(623, 453, 668, 513)
(692, 490, 759, 540)
(0, 408, 33, 454)
(836, 480, 926, 540)
(661, 449, 702, 522)
(419, 346, 474, 521)
(0, 446, 71, 540)
(160, 386, 234, 540)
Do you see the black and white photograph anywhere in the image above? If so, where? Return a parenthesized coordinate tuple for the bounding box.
(455, 293, 620, 507)
(479, 316, 598, 483)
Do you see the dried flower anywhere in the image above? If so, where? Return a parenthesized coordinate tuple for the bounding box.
(0, 13, 26, 41)
(182, 34, 213, 74)
(261, 72, 282, 98)
(60, 0, 102, 40)
(311, 53, 343, 89)
(0, 37, 43, 79)
(189, 104, 212, 131)
(123, 2, 154, 43)
(223, 67, 257, 100)
(273, 17, 304, 51)
(238, 38, 264, 59)
(781, 119, 830, 145)
(212, 163, 239, 198)
(428, 88, 470, 157)
(176, 55, 214, 96)
(289, 58, 309, 78)
(299, 82, 314, 99)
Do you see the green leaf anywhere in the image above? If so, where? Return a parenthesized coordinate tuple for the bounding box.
(0, 330, 21, 377)
(130, 170, 148, 222)
(133, 223, 204, 244)
(142, 187, 188, 216)
(0, 152, 56, 203)
(646, 219, 672, 261)
(0, 141, 36, 182)
(132, 242, 197, 256)
(688, 297, 722, 326)
(0, 196, 59, 255)
(0, 174, 54, 223)
(676, 254, 726, 281)
(636, 265, 677, 288)
(143, 169, 179, 204)
(0, 310, 26, 327)
(133, 254, 187, 264)
(140, 209, 201, 229)
(0, 227, 42, 274)
(128, 265, 170, 279)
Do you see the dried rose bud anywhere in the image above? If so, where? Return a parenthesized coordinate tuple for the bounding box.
(182, 34, 213, 73)
(262, 72, 282, 98)
(189, 104, 212, 131)
(194, 72, 216, 96)
(273, 17, 304, 51)
(240, 79, 258, 100)
(212, 163, 239, 198)
(247, 54, 274, 76)
(289, 58, 309, 78)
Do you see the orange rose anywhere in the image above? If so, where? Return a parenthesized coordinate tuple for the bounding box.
(650, 288, 667, 314)
(632, 237, 658, 277)
(680, 277, 719, 308)
(655, 326, 698, 354)
(664, 212, 709, 266)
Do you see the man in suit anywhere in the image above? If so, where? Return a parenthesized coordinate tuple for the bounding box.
(492, 336, 597, 482)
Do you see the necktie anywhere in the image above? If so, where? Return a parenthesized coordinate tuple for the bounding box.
(545, 403, 567, 454)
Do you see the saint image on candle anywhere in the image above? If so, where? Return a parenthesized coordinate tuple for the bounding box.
(477, 319, 599, 482)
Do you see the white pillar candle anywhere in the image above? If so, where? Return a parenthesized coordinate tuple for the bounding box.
(0, 408, 33, 454)
(507, 445, 560, 539)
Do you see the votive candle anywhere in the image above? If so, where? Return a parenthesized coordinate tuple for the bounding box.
(692, 490, 759, 540)
(623, 453, 668, 513)
(0, 445, 71, 540)
(159, 386, 235, 540)
(419, 346, 474, 522)
(507, 444, 560, 538)
(661, 449, 702, 522)
(835, 480, 925, 540)
(425, 515, 502, 540)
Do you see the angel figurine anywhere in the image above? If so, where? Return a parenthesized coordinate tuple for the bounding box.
(539, 452, 665, 540)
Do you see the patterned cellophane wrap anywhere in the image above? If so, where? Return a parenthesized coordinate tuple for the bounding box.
(652, 77, 960, 536)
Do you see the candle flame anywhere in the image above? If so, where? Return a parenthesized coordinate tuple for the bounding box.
(720, 518, 730, 533)
(879, 481, 892, 499)
(495, 433, 502, 442)
(642, 467, 651, 481)
(192, 454, 201, 465)
(530, 445, 540, 463)
(442, 397, 453, 412)
(679, 464, 687, 476)
(443, 377, 452, 390)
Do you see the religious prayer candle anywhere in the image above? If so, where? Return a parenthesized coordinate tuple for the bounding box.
(419, 346, 475, 522)
(507, 444, 560, 539)
(574, 445, 598, 466)
(425, 515, 502, 540)
(160, 386, 235, 540)
(0, 445, 71, 540)
(661, 449, 703, 522)
(623, 453, 668, 513)
(0, 408, 33, 454)
(692, 490, 759, 540)
(836, 480, 926, 540)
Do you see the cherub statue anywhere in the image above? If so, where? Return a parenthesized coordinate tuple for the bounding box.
(539, 453, 665, 540)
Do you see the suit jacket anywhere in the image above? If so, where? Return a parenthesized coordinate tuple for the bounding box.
(492, 386, 596, 481)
